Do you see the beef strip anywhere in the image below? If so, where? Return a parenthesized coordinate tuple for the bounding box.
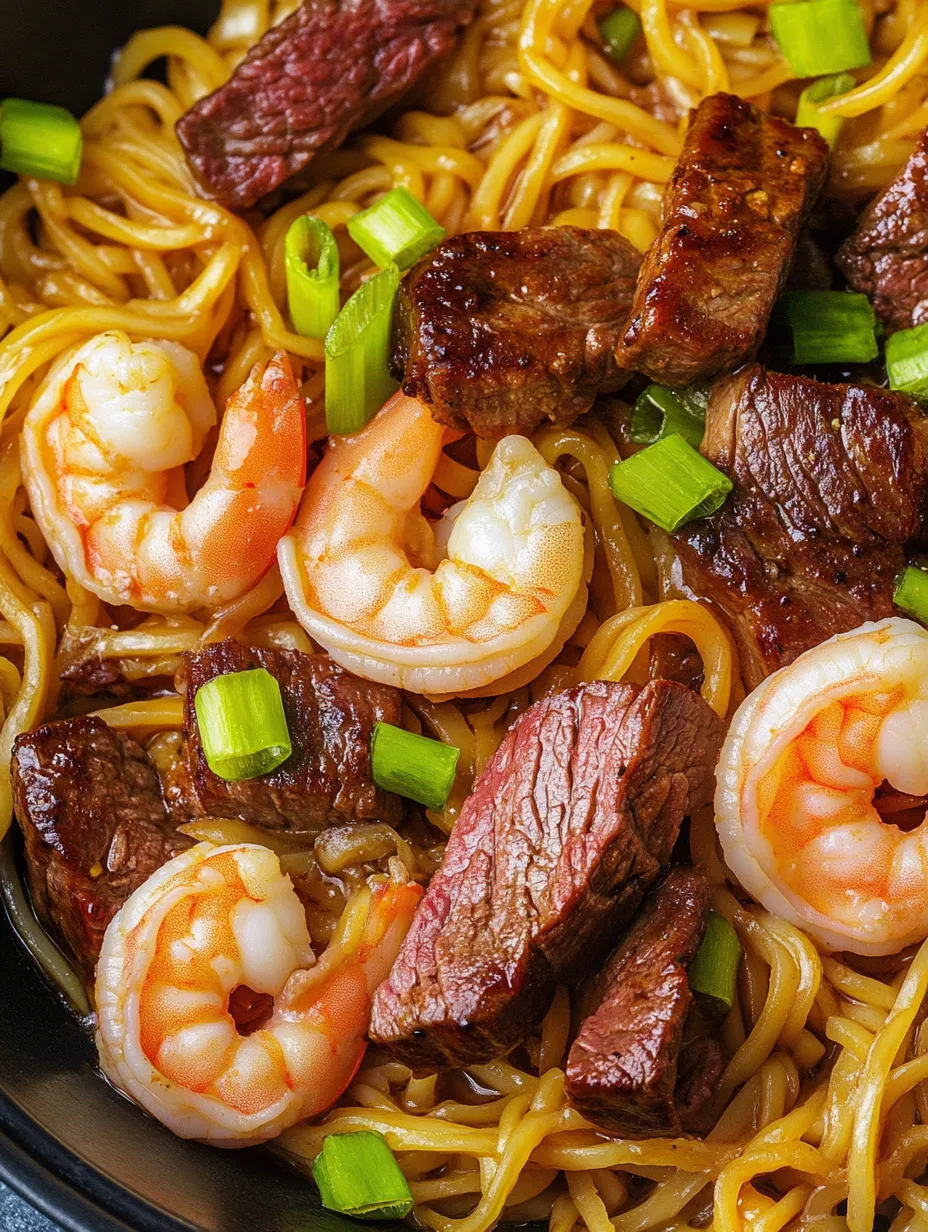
(393, 226, 642, 438)
(180, 639, 403, 831)
(565, 867, 725, 1137)
(11, 716, 190, 977)
(672, 365, 928, 689)
(369, 679, 726, 1072)
(176, 0, 476, 210)
(617, 93, 828, 387)
(837, 129, 928, 333)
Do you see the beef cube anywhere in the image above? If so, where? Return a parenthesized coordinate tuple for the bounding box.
(369, 679, 725, 1072)
(180, 639, 403, 831)
(565, 867, 725, 1137)
(176, 0, 477, 210)
(11, 716, 190, 977)
(673, 365, 928, 688)
(394, 226, 642, 439)
(618, 93, 828, 386)
(837, 129, 928, 333)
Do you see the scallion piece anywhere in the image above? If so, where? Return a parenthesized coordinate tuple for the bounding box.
(371, 721, 460, 811)
(312, 1131, 414, 1220)
(629, 384, 707, 450)
(778, 290, 878, 365)
(894, 567, 928, 623)
(285, 215, 339, 339)
(347, 186, 445, 272)
(0, 98, 82, 184)
(769, 0, 871, 76)
(886, 323, 928, 402)
(796, 72, 855, 147)
(598, 6, 642, 63)
(688, 912, 742, 1011)
(325, 264, 400, 435)
(609, 434, 732, 533)
(194, 668, 291, 782)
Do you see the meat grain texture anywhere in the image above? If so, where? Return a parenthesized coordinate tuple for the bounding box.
(618, 93, 828, 386)
(370, 679, 726, 1071)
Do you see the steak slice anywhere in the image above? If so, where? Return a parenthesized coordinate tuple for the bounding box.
(394, 227, 642, 439)
(369, 680, 725, 1072)
(176, 0, 476, 210)
(565, 867, 725, 1137)
(837, 129, 928, 333)
(673, 365, 928, 689)
(180, 639, 403, 831)
(11, 716, 190, 978)
(618, 93, 828, 386)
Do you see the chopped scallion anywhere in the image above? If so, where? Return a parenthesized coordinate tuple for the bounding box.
(285, 215, 339, 339)
(886, 323, 928, 402)
(609, 434, 732, 533)
(894, 567, 928, 624)
(688, 912, 742, 1011)
(778, 290, 878, 365)
(312, 1131, 414, 1221)
(0, 98, 82, 184)
(769, 0, 871, 76)
(325, 264, 400, 435)
(629, 384, 707, 450)
(347, 186, 445, 271)
(194, 669, 291, 782)
(795, 72, 855, 147)
(597, 6, 642, 63)
(371, 722, 460, 812)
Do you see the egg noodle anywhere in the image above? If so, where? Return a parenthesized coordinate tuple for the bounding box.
(0, 0, 924, 1226)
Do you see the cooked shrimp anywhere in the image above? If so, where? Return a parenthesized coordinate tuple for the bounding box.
(278, 392, 586, 693)
(96, 843, 421, 1146)
(21, 331, 306, 612)
(716, 618, 928, 956)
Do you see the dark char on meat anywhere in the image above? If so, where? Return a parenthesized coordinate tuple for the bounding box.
(565, 867, 726, 1137)
(11, 716, 190, 977)
(176, 0, 477, 210)
(369, 679, 726, 1072)
(617, 93, 828, 387)
(394, 226, 642, 438)
(673, 365, 928, 689)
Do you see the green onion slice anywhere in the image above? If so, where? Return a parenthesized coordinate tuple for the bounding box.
(894, 567, 928, 624)
(0, 98, 83, 184)
(194, 668, 291, 782)
(347, 186, 445, 272)
(629, 384, 707, 449)
(312, 1131, 414, 1221)
(796, 72, 855, 147)
(597, 6, 642, 63)
(325, 264, 400, 435)
(285, 215, 340, 339)
(688, 911, 742, 1011)
(769, 0, 871, 76)
(371, 722, 460, 812)
(609, 434, 733, 534)
(886, 323, 928, 402)
(777, 290, 878, 365)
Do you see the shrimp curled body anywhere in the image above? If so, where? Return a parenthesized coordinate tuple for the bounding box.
(279, 393, 587, 694)
(21, 331, 306, 612)
(716, 618, 928, 956)
(95, 843, 421, 1145)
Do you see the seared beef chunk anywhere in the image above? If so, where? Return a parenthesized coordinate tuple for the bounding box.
(673, 365, 928, 688)
(394, 227, 642, 438)
(177, 0, 476, 210)
(565, 867, 724, 1137)
(370, 680, 725, 1072)
(837, 129, 928, 333)
(618, 93, 828, 386)
(180, 639, 402, 831)
(11, 716, 189, 977)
